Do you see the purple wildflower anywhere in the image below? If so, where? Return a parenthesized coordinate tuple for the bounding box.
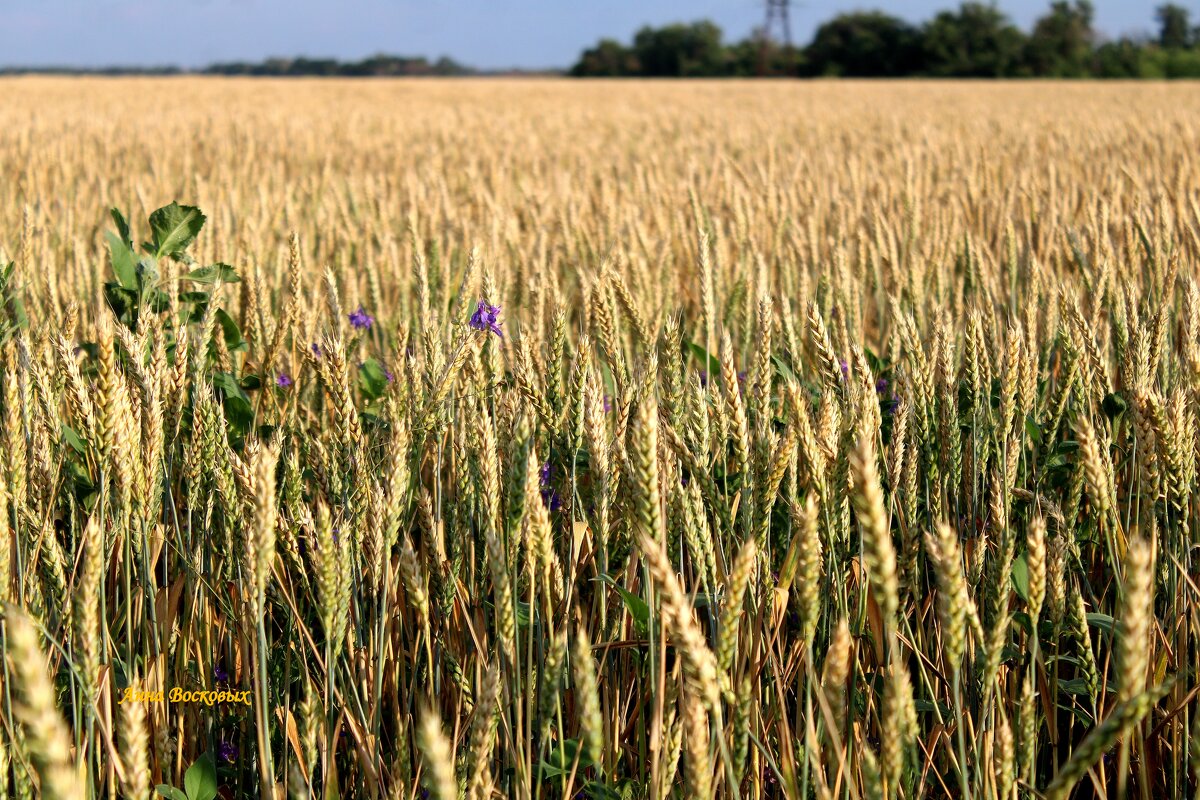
(875, 377, 888, 394)
(385, 368, 395, 383)
(539, 462, 562, 512)
(839, 359, 850, 379)
(349, 305, 374, 330)
(311, 342, 322, 358)
(603, 395, 612, 414)
(218, 740, 237, 763)
(276, 373, 293, 388)
(213, 664, 229, 683)
(699, 370, 709, 387)
(469, 300, 503, 337)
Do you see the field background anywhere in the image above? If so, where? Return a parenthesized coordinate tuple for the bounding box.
(0, 78, 1197, 799)
(4, 78, 1198, 317)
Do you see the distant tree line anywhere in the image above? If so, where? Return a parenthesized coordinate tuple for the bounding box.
(0, 65, 185, 76)
(203, 54, 472, 77)
(571, 2, 1200, 78)
(0, 54, 475, 77)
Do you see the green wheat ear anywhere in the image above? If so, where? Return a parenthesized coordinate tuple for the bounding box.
(1044, 680, 1176, 800)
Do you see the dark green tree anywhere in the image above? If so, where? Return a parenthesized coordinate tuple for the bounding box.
(570, 39, 640, 76)
(1023, 1, 1096, 76)
(921, 3, 1026, 76)
(1157, 4, 1192, 48)
(726, 30, 805, 76)
(1093, 39, 1150, 77)
(632, 21, 726, 77)
(805, 11, 921, 76)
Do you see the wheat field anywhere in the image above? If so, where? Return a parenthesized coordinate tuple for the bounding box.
(0, 77, 1197, 799)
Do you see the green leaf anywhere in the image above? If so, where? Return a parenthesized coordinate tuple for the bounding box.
(1044, 453, 1067, 470)
(111, 207, 132, 248)
(863, 346, 888, 375)
(599, 574, 649, 635)
(6, 295, 27, 332)
(214, 373, 255, 437)
(1057, 677, 1094, 696)
(1024, 415, 1041, 444)
(61, 424, 87, 456)
(687, 341, 720, 376)
(149, 203, 205, 260)
(178, 290, 211, 323)
(183, 753, 218, 800)
(103, 282, 136, 325)
(1055, 699, 1097, 726)
(0, 263, 28, 334)
(106, 231, 139, 291)
(540, 738, 593, 779)
(1086, 612, 1115, 633)
(771, 354, 799, 384)
(1102, 392, 1128, 419)
(214, 309, 248, 353)
(358, 358, 390, 400)
(584, 781, 624, 800)
(155, 786, 188, 800)
(212, 372, 249, 403)
(138, 255, 161, 283)
(1011, 552, 1029, 601)
(999, 643, 1024, 662)
(913, 698, 952, 716)
(185, 263, 240, 285)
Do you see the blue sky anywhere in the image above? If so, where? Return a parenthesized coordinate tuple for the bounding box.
(0, 1, 1172, 70)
